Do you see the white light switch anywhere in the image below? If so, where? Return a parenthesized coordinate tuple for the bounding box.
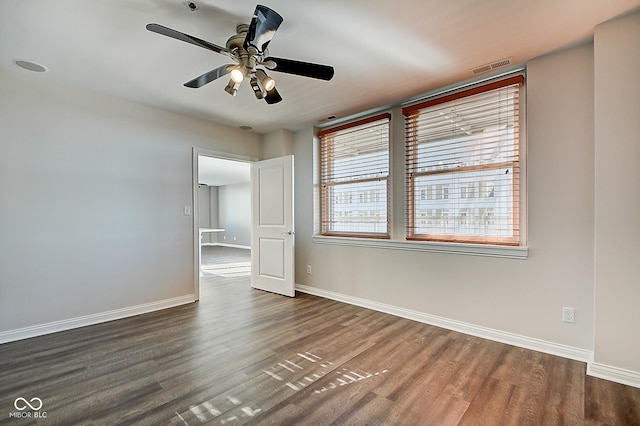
(183, 206, 191, 216)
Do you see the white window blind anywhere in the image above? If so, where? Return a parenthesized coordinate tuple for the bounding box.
(403, 75, 523, 246)
(319, 113, 391, 238)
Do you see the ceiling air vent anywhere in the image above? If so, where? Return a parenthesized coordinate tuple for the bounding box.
(472, 57, 514, 75)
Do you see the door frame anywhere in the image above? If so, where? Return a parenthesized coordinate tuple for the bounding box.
(192, 147, 258, 301)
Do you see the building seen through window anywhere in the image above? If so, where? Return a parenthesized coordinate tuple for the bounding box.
(319, 114, 390, 237)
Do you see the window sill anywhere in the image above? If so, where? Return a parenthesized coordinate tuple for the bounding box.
(312, 235, 528, 259)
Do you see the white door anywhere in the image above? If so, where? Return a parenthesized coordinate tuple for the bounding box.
(251, 155, 295, 297)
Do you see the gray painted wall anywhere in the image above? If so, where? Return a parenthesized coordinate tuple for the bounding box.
(198, 185, 211, 243)
(593, 12, 640, 374)
(0, 69, 259, 333)
(294, 43, 596, 352)
(199, 182, 248, 247)
(197, 185, 220, 244)
(209, 186, 220, 244)
(218, 182, 251, 247)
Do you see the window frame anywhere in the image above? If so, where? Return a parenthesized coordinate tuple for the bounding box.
(318, 112, 392, 239)
(403, 75, 525, 246)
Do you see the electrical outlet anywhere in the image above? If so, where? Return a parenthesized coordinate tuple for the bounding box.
(562, 307, 575, 323)
(306, 265, 312, 275)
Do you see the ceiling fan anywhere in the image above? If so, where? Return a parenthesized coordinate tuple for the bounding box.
(146, 4, 335, 104)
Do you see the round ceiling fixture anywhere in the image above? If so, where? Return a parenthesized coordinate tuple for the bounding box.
(239, 125, 253, 131)
(14, 60, 47, 73)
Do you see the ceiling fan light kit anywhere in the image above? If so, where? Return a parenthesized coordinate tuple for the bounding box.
(146, 4, 334, 104)
(256, 69, 275, 91)
(229, 66, 246, 84)
(224, 79, 241, 97)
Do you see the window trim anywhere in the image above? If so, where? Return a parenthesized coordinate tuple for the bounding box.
(403, 75, 524, 246)
(312, 234, 528, 259)
(318, 112, 392, 239)
(401, 75, 524, 115)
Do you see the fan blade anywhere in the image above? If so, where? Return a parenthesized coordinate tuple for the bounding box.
(264, 57, 334, 81)
(265, 87, 283, 104)
(146, 24, 233, 58)
(184, 65, 232, 88)
(244, 5, 283, 53)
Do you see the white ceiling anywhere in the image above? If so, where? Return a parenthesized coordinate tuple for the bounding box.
(1, 0, 638, 135)
(198, 155, 250, 186)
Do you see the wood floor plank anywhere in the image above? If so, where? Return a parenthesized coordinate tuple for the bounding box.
(458, 376, 516, 425)
(329, 390, 423, 425)
(389, 336, 481, 418)
(371, 334, 452, 400)
(441, 340, 503, 403)
(540, 356, 585, 424)
(1, 246, 639, 425)
(420, 392, 471, 425)
(585, 374, 640, 425)
(501, 350, 550, 425)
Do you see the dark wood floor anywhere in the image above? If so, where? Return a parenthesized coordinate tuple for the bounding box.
(1, 246, 639, 425)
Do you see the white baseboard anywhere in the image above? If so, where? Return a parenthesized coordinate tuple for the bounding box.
(295, 284, 593, 363)
(588, 361, 640, 389)
(205, 243, 251, 250)
(0, 295, 196, 345)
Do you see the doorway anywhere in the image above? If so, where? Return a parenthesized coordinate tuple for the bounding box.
(193, 149, 255, 300)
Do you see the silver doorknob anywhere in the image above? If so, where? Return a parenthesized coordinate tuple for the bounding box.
(281, 230, 295, 235)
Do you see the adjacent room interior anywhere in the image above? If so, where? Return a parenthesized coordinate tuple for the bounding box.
(197, 155, 252, 288)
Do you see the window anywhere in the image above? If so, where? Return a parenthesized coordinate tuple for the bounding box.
(319, 113, 391, 238)
(403, 75, 523, 246)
